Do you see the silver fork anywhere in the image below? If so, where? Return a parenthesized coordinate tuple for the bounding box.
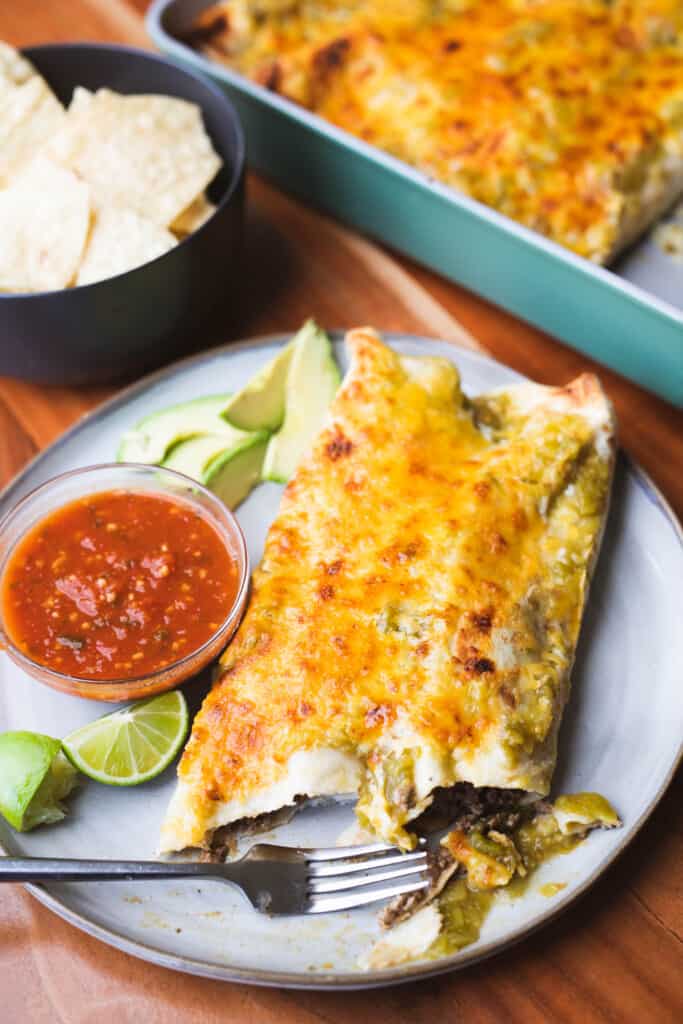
(0, 840, 430, 915)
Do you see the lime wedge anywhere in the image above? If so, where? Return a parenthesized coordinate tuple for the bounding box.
(0, 731, 78, 832)
(62, 690, 189, 786)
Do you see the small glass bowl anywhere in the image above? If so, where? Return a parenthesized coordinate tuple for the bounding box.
(0, 463, 250, 701)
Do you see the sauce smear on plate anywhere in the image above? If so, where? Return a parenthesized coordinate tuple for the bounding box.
(1, 490, 239, 681)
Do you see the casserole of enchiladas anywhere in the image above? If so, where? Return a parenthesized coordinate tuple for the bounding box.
(161, 328, 619, 959)
(187, 0, 683, 263)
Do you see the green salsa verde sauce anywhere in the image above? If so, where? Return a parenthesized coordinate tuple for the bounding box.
(427, 879, 494, 958)
(426, 793, 617, 958)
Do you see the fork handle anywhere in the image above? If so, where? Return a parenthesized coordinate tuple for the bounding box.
(0, 857, 222, 884)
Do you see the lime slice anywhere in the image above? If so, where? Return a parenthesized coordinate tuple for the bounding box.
(62, 690, 189, 786)
(0, 731, 78, 832)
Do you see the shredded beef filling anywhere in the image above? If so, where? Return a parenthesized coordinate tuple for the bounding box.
(380, 784, 552, 928)
(379, 847, 459, 929)
(203, 799, 306, 862)
(411, 782, 541, 837)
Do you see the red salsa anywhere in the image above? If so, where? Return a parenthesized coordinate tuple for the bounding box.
(1, 490, 240, 681)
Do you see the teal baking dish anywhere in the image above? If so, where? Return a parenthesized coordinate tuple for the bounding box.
(147, 0, 683, 407)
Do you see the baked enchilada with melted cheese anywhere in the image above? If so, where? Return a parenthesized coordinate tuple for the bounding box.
(187, 0, 683, 263)
(162, 328, 616, 862)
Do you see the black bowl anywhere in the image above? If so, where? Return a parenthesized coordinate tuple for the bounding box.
(1, 43, 245, 386)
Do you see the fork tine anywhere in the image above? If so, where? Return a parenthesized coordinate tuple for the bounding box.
(308, 849, 427, 878)
(303, 841, 393, 861)
(309, 860, 428, 894)
(307, 877, 430, 914)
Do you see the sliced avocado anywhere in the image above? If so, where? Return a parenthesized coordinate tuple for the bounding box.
(206, 433, 269, 509)
(117, 393, 232, 465)
(221, 340, 295, 432)
(262, 321, 340, 484)
(162, 429, 268, 509)
(162, 425, 250, 479)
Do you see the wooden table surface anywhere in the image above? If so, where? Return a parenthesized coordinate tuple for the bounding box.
(1, 3, 682, 1021)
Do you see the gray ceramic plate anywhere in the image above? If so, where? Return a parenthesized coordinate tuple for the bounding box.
(0, 335, 681, 990)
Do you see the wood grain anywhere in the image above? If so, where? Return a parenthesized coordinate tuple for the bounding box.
(0, 3, 681, 1022)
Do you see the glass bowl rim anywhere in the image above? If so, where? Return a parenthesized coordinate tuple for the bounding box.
(0, 462, 250, 690)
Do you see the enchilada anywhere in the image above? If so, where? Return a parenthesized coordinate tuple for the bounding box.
(161, 328, 616, 860)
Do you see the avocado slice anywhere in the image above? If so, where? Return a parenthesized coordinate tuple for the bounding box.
(262, 321, 340, 484)
(162, 429, 269, 509)
(117, 393, 232, 465)
(221, 340, 295, 432)
(162, 425, 250, 478)
(206, 433, 270, 510)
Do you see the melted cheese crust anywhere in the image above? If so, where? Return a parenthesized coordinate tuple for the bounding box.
(161, 329, 615, 852)
(190, 0, 683, 262)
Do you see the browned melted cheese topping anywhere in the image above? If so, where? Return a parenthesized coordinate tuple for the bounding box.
(189, 0, 683, 262)
(164, 329, 614, 851)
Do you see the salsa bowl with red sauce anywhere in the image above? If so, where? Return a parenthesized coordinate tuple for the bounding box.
(0, 464, 249, 701)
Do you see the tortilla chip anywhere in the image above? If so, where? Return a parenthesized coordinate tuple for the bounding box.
(0, 75, 66, 185)
(68, 85, 93, 113)
(76, 204, 177, 286)
(48, 88, 222, 227)
(171, 193, 217, 237)
(0, 47, 217, 289)
(0, 41, 38, 91)
(0, 156, 90, 293)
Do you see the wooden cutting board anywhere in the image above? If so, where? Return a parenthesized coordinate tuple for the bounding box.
(0, 3, 681, 1022)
